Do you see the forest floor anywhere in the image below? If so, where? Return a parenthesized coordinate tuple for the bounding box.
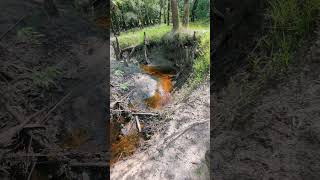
(0, 1, 108, 179)
(110, 23, 210, 179)
(212, 6, 320, 180)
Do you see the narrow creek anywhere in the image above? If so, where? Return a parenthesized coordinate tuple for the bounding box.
(110, 62, 176, 165)
(110, 40, 194, 165)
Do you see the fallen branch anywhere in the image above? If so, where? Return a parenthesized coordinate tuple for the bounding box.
(111, 109, 159, 116)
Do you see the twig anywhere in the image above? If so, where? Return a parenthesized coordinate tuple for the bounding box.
(111, 109, 159, 116)
(132, 112, 159, 116)
(0, 14, 29, 41)
(27, 162, 36, 180)
(135, 116, 141, 132)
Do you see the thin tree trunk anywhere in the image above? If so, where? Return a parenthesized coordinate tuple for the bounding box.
(191, 0, 198, 22)
(171, 0, 179, 31)
(167, 0, 170, 26)
(183, 0, 190, 27)
(164, 2, 167, 24)
(159, 9, 162, 24)
(159, 0, 163, 24)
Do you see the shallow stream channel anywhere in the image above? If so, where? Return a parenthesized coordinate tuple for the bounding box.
(110, 39, 195, 164)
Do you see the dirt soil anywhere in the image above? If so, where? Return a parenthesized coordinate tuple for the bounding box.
(0, 0, 108, 179)
(211, 12, 320, 180)
(111, 81, 210, 180)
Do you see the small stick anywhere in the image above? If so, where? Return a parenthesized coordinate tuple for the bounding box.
(135, 115, 141, 132)
(27, 162, 36, 180)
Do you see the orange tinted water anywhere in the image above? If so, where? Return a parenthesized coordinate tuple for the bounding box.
(142, 65, 173, 108)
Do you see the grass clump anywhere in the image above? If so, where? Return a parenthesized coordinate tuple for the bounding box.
(32, 67, 61, 89)
(258, 0, 320, 75)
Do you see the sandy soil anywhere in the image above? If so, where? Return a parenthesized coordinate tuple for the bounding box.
(110, 80, 210, 180)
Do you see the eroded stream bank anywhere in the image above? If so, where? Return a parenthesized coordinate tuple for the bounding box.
(110, 34, 202, 166)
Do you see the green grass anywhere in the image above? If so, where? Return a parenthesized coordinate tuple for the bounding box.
(117, 21, 209, 49)
(117, 24, 171, 49)
(192, 31, 210, 85)
(255, 0, 320, 75)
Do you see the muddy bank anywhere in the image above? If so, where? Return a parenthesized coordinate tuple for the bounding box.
(0, 1, 108, 179)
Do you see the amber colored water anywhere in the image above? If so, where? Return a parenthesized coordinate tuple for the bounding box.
(142, 65, 174, 109)
(111, 65, 175, 165)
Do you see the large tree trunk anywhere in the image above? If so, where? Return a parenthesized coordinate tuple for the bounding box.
(183, 0, 190, 27)
(167, 0, 170, 26)
(191, 0, 198, 22)
(171, 0, 179, 31)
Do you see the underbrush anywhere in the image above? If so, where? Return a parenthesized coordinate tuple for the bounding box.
(250, 0, 320, 77)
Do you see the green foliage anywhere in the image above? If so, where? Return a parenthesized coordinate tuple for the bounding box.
(112, 0, 161, 31)
(112, 0, 210, 31)
(192, 0, 210, 19)
(114, 69, 125, 76)
(32, 67, 61, 89)
(17, 27, 44, 45)
(192, 31, 210, 85)
(120, 82, 129, 91)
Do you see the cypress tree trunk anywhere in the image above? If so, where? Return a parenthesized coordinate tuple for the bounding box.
(183, 0, 190, 27)
(171, 0, 179, 31)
